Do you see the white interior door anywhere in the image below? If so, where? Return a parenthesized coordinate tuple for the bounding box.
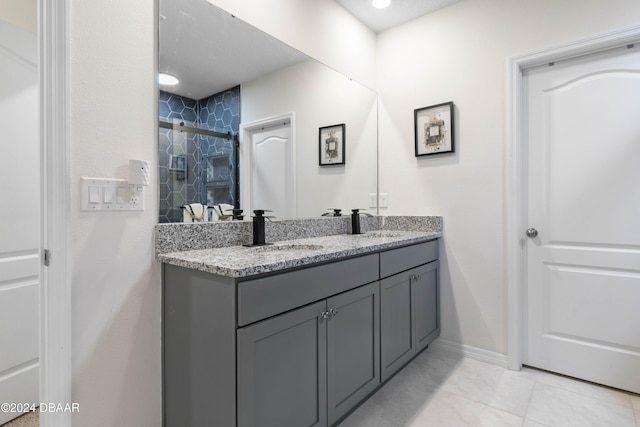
(0, 19, 40, 424)
(524, 44, 640, 393)
(241, 116, 295, 219)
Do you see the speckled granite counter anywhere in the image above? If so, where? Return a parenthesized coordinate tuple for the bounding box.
(157, 230, 441, 278)
(155, 215, 442, 255)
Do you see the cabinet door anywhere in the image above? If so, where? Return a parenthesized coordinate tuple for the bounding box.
(413, 261, 440, 353)
(327, 282, 380, 425)
(380, 272, 414, 382)
(237, 300, 327, 427)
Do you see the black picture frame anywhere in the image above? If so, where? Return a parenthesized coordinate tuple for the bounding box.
(319, 123, 345, 166)
(414, 101, 455, 157)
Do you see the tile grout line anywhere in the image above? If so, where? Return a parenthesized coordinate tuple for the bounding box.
(525, 366, 639, 409)
(432, 360, 534, 420)
(522, 379, 551, 427)
(537, 380, 637, 413)
(428, 384, 528, 421)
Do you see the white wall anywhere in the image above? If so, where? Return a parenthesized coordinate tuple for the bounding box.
(241, 59, 377, 217)
(69, 1, 160, 425)
(206, 0, 377, 90)
(0, 0, 36, 33)
(376, 0, 640, 354)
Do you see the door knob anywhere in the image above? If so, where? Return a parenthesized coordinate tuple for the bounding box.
(526, 228, 538, 238)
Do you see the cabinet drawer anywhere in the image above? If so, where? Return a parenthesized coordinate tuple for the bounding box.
(237, 254, 379, 326)
(379, 240, 438, 279)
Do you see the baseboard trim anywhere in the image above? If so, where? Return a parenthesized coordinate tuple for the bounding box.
(429, 338, 508, 368)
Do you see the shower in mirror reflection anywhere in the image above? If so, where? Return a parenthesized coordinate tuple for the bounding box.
(158, 88, 239, 223)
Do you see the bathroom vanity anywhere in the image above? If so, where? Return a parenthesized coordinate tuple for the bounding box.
(160, 231, 440, 427)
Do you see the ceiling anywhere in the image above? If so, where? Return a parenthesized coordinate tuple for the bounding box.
(159, 0, 306, 100)
(159, 0, 463, 100)
(335, 0, 461, 33)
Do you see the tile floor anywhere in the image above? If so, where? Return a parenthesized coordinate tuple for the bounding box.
(2, 349, 638, 427)
(339, 347, 640, 427)
(1, 410, 38, 427)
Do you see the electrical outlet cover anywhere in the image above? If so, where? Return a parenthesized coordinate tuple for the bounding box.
(369, 193, 377, 208)
(380, 193, 388, 208)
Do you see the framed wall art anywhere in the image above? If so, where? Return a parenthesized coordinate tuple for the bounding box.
(319, 123, 345, 166)
(414, 101, 455, 157)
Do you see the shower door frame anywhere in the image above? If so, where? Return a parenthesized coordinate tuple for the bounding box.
(159, 120, 239, 221)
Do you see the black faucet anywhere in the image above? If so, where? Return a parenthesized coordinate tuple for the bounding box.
(351, 209, 373, 234)
(351, 209, 362, 234)
(321, 208, 342, 217)
(251, 209, 272, 246)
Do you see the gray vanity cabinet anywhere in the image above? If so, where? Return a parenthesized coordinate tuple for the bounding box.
(380, 270, 414, 381)
(326, 282, 380, 425)
(162, 238, 439, 427)
(380, 242, 440, 382)
(237, 300, 328, 427)
(413, 262, 439, 353)
(237, 281, 380, 427)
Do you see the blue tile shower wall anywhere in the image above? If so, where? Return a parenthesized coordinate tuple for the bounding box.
(159, 91, 200, 223)
(158, 87, 240, 223)
(198, 88, 239, 207)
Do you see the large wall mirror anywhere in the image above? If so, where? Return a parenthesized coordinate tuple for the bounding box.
(158, 0, 378, 222)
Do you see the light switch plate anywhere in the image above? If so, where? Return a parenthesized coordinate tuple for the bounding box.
(88, 185, 100, 204)
(379, 193, 388, 208)
(81, 177, 144, 211)
(369, 193, 377, 208)
(116, 186, 129, 204)
(103, 185, 115, 204)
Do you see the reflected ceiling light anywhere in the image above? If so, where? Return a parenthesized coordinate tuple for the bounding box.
(159, 73, 179, 85)
(372, 0, 391, 9)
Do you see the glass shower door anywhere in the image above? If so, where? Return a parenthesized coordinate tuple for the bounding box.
(158, 119, 203, 222)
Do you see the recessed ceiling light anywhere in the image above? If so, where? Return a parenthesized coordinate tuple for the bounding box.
(159, 73, 179, 86)
(372, 0, 391, 9)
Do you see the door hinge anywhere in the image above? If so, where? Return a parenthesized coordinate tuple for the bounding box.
(43, 249, 51, 266)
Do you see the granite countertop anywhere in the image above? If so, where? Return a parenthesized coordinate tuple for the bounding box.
(158, 230, 441, 278)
